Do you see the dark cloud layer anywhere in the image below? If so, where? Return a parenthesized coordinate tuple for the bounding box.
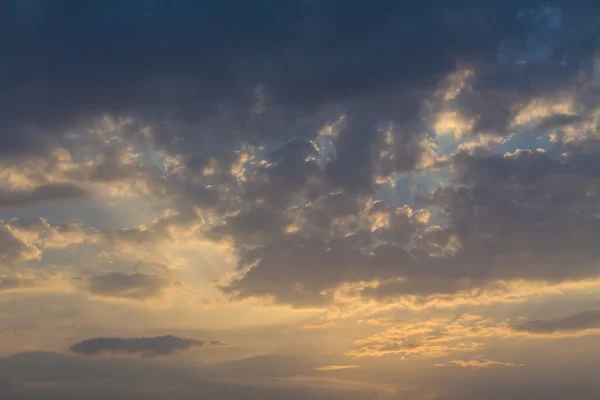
(0, 0, 600, 306)
(2, 0, 597, 162)
(3, 3, 600, 399)
(1, 1, 537, 127)
(514, 310, 600, 334)
(70, 335, 205, 357)
(1, 1, 600, 308)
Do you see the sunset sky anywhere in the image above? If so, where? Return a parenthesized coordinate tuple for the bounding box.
(2, 1, 600, 399)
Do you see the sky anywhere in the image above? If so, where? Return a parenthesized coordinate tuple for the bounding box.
(1, 1, 600, 399)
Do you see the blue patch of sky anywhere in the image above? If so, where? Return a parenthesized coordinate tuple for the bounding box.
(497, 129, 555, 155)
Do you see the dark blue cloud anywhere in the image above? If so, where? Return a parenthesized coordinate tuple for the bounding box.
(2, 0, 596, 155)
(2, 1, 600, 306)
(70, 335, 205, 357)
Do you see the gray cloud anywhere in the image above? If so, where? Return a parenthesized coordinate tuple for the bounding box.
(513, 310, 600, 334)
(2, 1, 598, 186)
(350, 144, 600, 301)
(219, 193, 423, 305)
(70, 335, 205, 357)
(225, 139, 600, 304)
(426, 148, 600, 282)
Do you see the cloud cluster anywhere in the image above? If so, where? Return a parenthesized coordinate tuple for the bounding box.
(2, 3, 600, 399)
(0, 1, 598, 313)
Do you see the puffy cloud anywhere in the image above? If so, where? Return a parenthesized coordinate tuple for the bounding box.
(70, 335, 206, 357)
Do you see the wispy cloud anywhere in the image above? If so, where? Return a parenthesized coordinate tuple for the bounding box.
(315, 365, 360, 371)
(451, 359, 525, 368)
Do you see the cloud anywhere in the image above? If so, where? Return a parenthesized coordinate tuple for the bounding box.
(2, 1, 597, 190)
(451, 359, 525, 368)
(87, 272, 170, 300)
(4, 1, 567, 141)
(348, 142, 600, 304)
(69, 335, 206, 357)
(2, 3, 600, 399)
(513, 310, 600, 335)
(315, 365, 360, 371)
(219, 198, 428, 306)
(218, 115, 600, 308)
